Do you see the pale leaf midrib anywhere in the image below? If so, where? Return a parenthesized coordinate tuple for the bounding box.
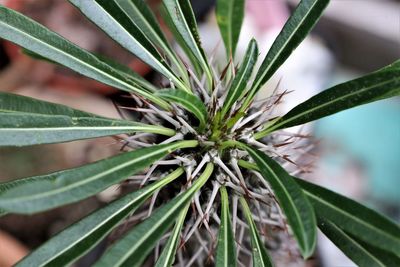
(253, 0, 320, 91)
(91, 0, 177, 84)
(0, 21, 161, 104)
(1, 145, 175, 204)
(114, 182, 203, 266)
(272, 77, 398, 131)
(171, 0, 211, 81)
(39, 192, 148, 265)
(161, 94, 206, 124)
(253, 151, 308, 247)
(35, 172, 178, 266)
(330, 222, 386, 267)
(122, 0, 181, 70)
(227, 0, 234, 53)
(251, 220, 266, 266)
(224, 45, 255, 112)
(306, 192, 399, 243)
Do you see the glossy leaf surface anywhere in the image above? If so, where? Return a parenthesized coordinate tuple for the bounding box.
(0, 114, 175, 146)
(155, 203, 189, 267)
(255, 60, 400, 138)
(157, 89, 208, 131)
(0, 141, 197, 213)
(221, 39, 258, 118)
(69, 0, 187, 91)
(215, 186, 236, 267)
(240, 197, 273, 267)
(297, 178, 400, 256)
(0, 92, 175, 146)
(16, 168, 184, 267)
(244, 145, 317, 258)
(93, 163, 214, 267)
(116, 0, 188, 83)
(162, 0, 213, 89)
(0, 5, 168, 108)
(245, 0, 329, 109)
(318, 217, 400, 267)
(216, 0, 245, 58)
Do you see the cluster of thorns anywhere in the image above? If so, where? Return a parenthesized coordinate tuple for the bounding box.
(107, 58, 318, 265)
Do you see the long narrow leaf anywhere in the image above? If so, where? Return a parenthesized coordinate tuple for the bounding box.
(160, 4, 202, 76)
(243, 0, 329, 110)
(221, 39, 258, 118)
(296, 178, 400, 256)
(255, 61, 400, 138)
(244, 145, 317, 258)
(69, 0, 188, 92)
(240, 197, 273, 267)
(0, 91, 97, 118)
(118, 0, 170, 49)
(0, 92, 175, 146)
(216, 0, 244, 59)
(16, 168, 184, 267)
(317, 217, 400, 267)
(22, 48, 159, 93)
(215, 186, 237, 267)
(0, 6, 169, 109)
(0, 141, 198, 214)
(116, 0, 189, 84)
(156, 89, 208, 131)
(0, 185, 7, 217)
(155, 203, 190, 267)
(162, 0, 213, 90)
(0, 114, 175, 146)
(93, 163, 214, 267)
(95, 53, 159, 92)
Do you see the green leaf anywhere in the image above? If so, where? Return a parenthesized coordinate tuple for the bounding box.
(155, 203, 189, 267)
(15, 168, 184, 267)
(216, 0, 244, 59)
(0, 92, 175, 146)
(243, 0, 329, 110)
(221, 39, 258, 118)
(317, 217, 400, 267)
(162, 0, 213, 90)
(255, 61, 400, 138)
(0, 91, 97, 118)
(69, 0, 188, 92)
(22, 47, 159, 93)
(0, 185, 7, 217)
(239, 197, 273, 267)
(0, 114, 176, 147)
(160, 4, 202, 77)
(156, 89, 208, 131)
(0, 5, 169, 109)
(116, 0, 189, 84)
(94, 53, 159, 92)
(244, 145, 317, 258)
(93, 163, 214, 267)
(0, 141, 198, 214)
(215, 186, 237, 267)
(296, 178, 400, 257)
(117, 0, 170, 49)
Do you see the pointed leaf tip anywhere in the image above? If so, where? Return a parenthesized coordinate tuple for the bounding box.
(244, 145, 317, 258)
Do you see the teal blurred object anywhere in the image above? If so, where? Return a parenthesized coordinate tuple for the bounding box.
(315, 98, 400, 204)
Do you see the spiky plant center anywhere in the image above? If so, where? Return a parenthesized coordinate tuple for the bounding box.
(118, 74, 314, 265)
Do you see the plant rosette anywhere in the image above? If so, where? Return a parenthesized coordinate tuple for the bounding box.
(0, 0, 399, 266)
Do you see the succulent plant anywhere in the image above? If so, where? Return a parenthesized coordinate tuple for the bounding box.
(0, 0, 399, 266)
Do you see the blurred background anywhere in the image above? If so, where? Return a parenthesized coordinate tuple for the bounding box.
(0, 0, 399, 266)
